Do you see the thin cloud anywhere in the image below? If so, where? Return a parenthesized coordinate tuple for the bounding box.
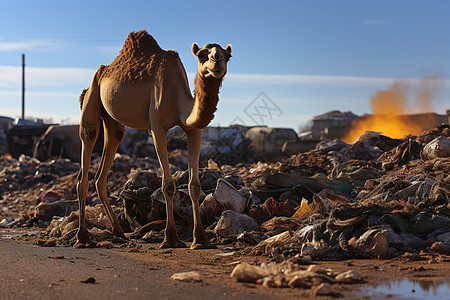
(363, 19, 389, 25)
(0, 107, 80, 124)
(0, 36, 124, 53)
(187, 72, 395, 87)
(226, 73, 395, 87)
(0, 38, 59, 51)
(95, 45, 121, 56)
(226, 73, 450, 87)
(0, 66, 96, 87)
(0, 90, 78, 99)
(0, 66, 20, 87)
(27, 67, 96, 87)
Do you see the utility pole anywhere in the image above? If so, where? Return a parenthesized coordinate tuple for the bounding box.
(22, 54, 25, 120)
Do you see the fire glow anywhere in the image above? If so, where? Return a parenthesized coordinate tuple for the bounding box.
(343, 76, 442, 143)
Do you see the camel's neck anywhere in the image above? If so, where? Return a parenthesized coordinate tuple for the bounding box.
(183, 74, 222, 129)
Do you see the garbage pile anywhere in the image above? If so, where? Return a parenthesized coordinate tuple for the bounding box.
(1, 125, 449, 264)
(0, 153, 165, 227)
(0, 155, 79, 225)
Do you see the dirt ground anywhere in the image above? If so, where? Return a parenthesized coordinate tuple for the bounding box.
(1, 228, 448, 300)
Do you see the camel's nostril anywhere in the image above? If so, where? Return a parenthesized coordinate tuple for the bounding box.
(209, 47, 223, 62)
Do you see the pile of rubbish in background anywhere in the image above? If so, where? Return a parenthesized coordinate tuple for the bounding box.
(1, 123, 449, 290)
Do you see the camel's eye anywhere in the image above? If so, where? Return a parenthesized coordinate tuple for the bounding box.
(197, 50, 209, 61)
(197, 53, 205, 61)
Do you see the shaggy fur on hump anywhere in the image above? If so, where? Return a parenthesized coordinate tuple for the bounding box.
(100, 30, 179, 84)
(192, 74, 223, 129)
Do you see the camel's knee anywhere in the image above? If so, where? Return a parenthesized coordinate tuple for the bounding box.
(77, 169, 87, 185)
(94, 178, 106, 194)
(77, 168, 90, 193)
(162, 178, 176, 199)
(189, 177, 201, 201)
(77, 175, 88, 193)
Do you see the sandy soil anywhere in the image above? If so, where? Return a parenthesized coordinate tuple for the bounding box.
(1, 229, 448, 300)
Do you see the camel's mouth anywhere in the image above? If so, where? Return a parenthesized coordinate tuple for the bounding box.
(206, 69, 226, 79)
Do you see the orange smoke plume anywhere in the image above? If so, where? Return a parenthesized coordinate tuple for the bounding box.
(343, 75, 442, 143)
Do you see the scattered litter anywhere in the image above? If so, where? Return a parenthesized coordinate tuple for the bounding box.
(214, 210, 260, 237)
(314, 283, 333, 296)
(211, 178, 247, 213)
(97, 241, 113, 248)
(292, 198, 311, 218)
(80, 277, 96, 284)
(421, 136, 450, 160)
(254, 231, 292, 255)
(351, 229, 389, 257)
(230, 262, 268, 283)
(215, 251, 236, 257)
(0, 218, 17, 228)
(170, 271, 202, 282)
(335, 270, 362, 282)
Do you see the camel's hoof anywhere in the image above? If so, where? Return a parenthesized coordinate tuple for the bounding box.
(205, 243, 218, 249)
(159, 240, 186, 249)
(112, 227, 126, 239)
(114, 232, 127, 240)
(190, 243, 204, 250)
(73, 240, 96, 248)
(190, 242, 217, 250)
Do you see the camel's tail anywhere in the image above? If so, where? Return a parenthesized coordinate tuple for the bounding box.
(78, 88, 88, 110)
(78, 65, 106, 110)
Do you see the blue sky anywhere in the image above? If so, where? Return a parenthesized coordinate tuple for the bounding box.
(0, 0, 449, 130)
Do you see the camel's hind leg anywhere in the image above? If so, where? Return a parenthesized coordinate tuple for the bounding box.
(75, 87, 102, 248)
(94, 113, 125, 238)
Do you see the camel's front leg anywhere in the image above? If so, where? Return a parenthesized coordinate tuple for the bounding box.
(152, 128, 186, 248)
(185, 128, 210, 249)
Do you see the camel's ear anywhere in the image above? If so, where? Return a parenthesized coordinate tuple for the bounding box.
(191, 43, 200, 56)
(225, 44, 232, 54)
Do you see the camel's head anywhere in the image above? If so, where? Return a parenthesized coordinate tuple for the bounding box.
(192, 43, 232, 79)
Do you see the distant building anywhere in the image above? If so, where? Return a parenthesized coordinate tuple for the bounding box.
(309, 110, 359, 140)
(0, 116, 14, 132)
(397, 112, 447, 129)
(0, 116, 14, 153)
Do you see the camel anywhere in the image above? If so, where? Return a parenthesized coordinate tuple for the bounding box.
(75, 30, 231, 249)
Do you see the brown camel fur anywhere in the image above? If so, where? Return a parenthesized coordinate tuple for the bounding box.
(75, 30, 231, 249)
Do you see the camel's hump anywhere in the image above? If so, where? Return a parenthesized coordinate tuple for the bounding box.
(119, 30, 163, 57)
(100, 30, 180, 84)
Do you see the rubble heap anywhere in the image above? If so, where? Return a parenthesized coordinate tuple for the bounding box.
(1, 125, 449, 266)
